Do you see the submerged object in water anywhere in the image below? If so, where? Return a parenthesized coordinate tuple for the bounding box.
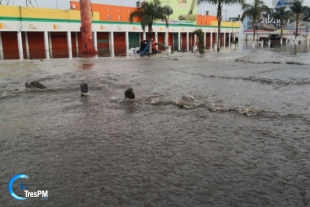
(80, 83, 89, 96)
(25, 81, 46, 89)
(125, 88, 135, 99)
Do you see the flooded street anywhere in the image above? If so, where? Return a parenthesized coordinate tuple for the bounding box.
(1, 42, 310, 206)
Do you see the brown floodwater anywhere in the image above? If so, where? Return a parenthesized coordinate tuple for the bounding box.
(1, 42, 310, 206)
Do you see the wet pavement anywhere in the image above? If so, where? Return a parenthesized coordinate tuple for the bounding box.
(1, 41, 310, 206)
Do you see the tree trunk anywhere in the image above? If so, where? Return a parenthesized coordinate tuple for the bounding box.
(216, 3, 222, 53)
(148, 31, 152, 40)
(253, 23, 256, 43)
(280, 21, 283, 39)
(295, 13, 299, 38)
(280, 22, 283, 45)
(217, 21, 221, 53)
(148, 25, 153, 54)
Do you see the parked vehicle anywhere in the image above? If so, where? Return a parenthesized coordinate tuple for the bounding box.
(259, 34, 287, 45)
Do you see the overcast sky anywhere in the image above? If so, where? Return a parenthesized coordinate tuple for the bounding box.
(4, 0, 310, 20)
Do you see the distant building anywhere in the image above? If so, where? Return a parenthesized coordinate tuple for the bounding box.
(272, 0, 310, 21)
(229, 15, 241, 22)
(272, 0, 295, 9)
(242, 0, 310, 37)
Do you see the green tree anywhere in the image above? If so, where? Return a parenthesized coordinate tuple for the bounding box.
(272, 7, 293, 42)
(193, 29, 205, 54)
(241, 0, 270, 43)
(290, 0, 308, 37)
(129, 0, 172, 40)
(198, 0, 244, 53)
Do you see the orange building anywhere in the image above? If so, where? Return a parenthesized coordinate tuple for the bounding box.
(0, 2, 240, 59)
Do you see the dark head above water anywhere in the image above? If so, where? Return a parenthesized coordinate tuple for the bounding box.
(25, 81, 46, 89)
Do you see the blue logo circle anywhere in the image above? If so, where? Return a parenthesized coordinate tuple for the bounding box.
(8, 174, 29, 201)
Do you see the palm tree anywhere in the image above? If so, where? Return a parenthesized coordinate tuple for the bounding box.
(290, 0, 308, 38)
(129, 0, 172, 40)
(272, 7, 293, 43)
(241, 0, 270, 43)
(198, 0, 245, 53)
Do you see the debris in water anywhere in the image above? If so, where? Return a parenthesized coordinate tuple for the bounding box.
(80, 83, 89, 96)
(1, 91, 9, 98)
(124, 88, 135, 99)
(207, 104, 259, 116)
(236, 107, 259, 116)
(110, 96, 119, 103)
(25, 81, 47, 89)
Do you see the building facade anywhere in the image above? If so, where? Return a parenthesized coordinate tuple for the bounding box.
(0, 1, 240, 60)
(272, 0, 295, 9)
(243, 0, 310, 38)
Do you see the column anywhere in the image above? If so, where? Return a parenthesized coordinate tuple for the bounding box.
(155, 32, 158, 50)
(44, 31, 50, 59)
(224, 32, 226, 48)
(229, 32, 231, 47)
(75, 32, 79, 55)
(109, 31, 114, 57)
(48, 32, 53, 58)
(186, 32, 189, 51)
(0, 32, 3, 59)
(178, 32, 181, 51)
(203, 32, 206, 49)
(234, 32, 236, 42)
(139, 31, 141, 42)
(163, 32, 166, 46)
(163, 32, 169, 54)
(190, 33, 192, 51)
(17, 31, 23, 60)
(143, 32, 146, 40)
(125, 31, 129, 56)
(25, 32, 30, 59)
(93, 31, 98, 52)
(194, 32, 197, 51)
(210, 32, 213, 52)
(67, 31, 72, 59)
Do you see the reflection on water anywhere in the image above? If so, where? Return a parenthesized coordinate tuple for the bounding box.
(1, 45, 310, 206)
(239, 40, 310, 54)
(80, 63, 94, 70)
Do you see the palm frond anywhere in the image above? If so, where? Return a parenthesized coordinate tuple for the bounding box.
(129, 0, 172, 34)
(129, 10, 144, 23)
(290, 0, 307, 13)
(241, 3, 251, 10)
(240, 9, 254, 22)
(223, 0, 245, 5)
(272, 6, 293, 22)
(241, 0, 268, 23)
